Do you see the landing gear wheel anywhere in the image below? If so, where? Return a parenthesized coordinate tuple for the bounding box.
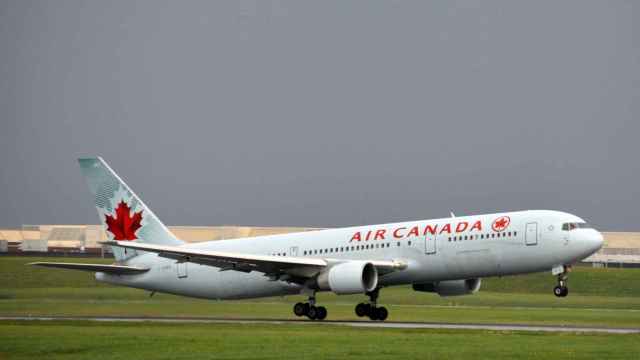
(358, 288, 389, 321)
(368, 307, 379, 320)
(316, 306, 327, 320)
(553, 286, 563, 297)
(377, 306, 388, 321)
(553, 265, 570, 298)
(366, 306, 388, 321)
(307, 305, 318, 320)
(293, 302, 306, 317)
(355, 303, 369, 317)
(553, 286, 569, 298)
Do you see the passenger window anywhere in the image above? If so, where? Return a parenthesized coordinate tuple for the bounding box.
(408, 241, 412, 246)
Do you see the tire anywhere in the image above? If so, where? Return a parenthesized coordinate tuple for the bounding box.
(307, 305, 318, 320)
(553, 285, 564, 297)
(316, 306, 327, 320)
(294, 302, 306, 316)
(561, 287, 569, 297)
(377, 306, 388, 321)
(355, 303, 368, 317)
(368, 307, 379, 321)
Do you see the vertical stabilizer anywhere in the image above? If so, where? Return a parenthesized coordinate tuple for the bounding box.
(78, 157, 183, 260)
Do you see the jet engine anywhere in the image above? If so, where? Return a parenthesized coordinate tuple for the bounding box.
(316, 261, 378, 295)
(412, 278, 481, 297)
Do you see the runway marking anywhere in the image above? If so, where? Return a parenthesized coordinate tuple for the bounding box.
(1, 316, 638, 334)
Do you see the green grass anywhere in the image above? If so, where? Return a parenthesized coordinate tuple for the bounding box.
(1, 256, 639, 359)
(1, 257, 640, 328)
(0, 321, 638, 360)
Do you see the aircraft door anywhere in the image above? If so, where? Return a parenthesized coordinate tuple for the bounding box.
(176, 262, 188, 278)
(425, 236, 436, 255)
(525, 222, 538, 246)
(289, 246, 298, 257)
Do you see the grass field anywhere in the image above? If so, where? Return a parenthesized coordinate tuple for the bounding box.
(1, 257, 640, 327)
(1, 256, 639, 359)
(0, 321, 638, 360)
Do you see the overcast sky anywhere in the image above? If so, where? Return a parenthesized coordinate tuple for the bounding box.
(0, 1, 638, 230)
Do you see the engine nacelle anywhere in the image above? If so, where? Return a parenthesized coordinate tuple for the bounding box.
(412, 278, 481, 297)
(316, 261, 378, 295)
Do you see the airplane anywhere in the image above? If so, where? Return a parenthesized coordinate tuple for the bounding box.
(31, 157, 604, 321)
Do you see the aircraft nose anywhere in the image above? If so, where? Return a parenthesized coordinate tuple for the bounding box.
(583, 229, 604, 255)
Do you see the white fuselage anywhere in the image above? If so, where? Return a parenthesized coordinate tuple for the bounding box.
(97, 210, 603, 299)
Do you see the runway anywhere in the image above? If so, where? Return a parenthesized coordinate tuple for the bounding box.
(1, 316, 638, 334)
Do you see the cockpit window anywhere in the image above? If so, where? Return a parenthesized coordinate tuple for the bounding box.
(562, 222, 592, 231)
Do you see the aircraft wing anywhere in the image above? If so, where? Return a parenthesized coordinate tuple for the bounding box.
(29, 262, 150, 274)
(103, 241, 406, 280)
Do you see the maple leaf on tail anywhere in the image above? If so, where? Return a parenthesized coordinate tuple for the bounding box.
(105, 200, 143, 240)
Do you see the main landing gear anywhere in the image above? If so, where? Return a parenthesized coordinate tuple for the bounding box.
(293, 295, 327, 320)
(553, 265, 570, 298)
(355, 289, 388, 321)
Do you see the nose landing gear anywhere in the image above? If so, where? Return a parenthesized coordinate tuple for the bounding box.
(293, 294, 327, 320)
(553, 265, 570, 297)
(355, 288, 388, 321)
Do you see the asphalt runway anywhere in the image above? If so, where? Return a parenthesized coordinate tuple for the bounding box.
(1, 316, 638, 334)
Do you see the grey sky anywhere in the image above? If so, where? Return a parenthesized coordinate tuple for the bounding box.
(0, 1, 638, 230)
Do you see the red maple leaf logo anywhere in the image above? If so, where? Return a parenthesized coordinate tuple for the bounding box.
(492, 216, 510, 232)
(105, 200, 143, 240)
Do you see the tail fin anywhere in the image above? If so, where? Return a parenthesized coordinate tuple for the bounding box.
(78, 157, 183, 260)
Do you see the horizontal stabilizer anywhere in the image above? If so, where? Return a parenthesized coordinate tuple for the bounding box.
(28, 262, 149, 275)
